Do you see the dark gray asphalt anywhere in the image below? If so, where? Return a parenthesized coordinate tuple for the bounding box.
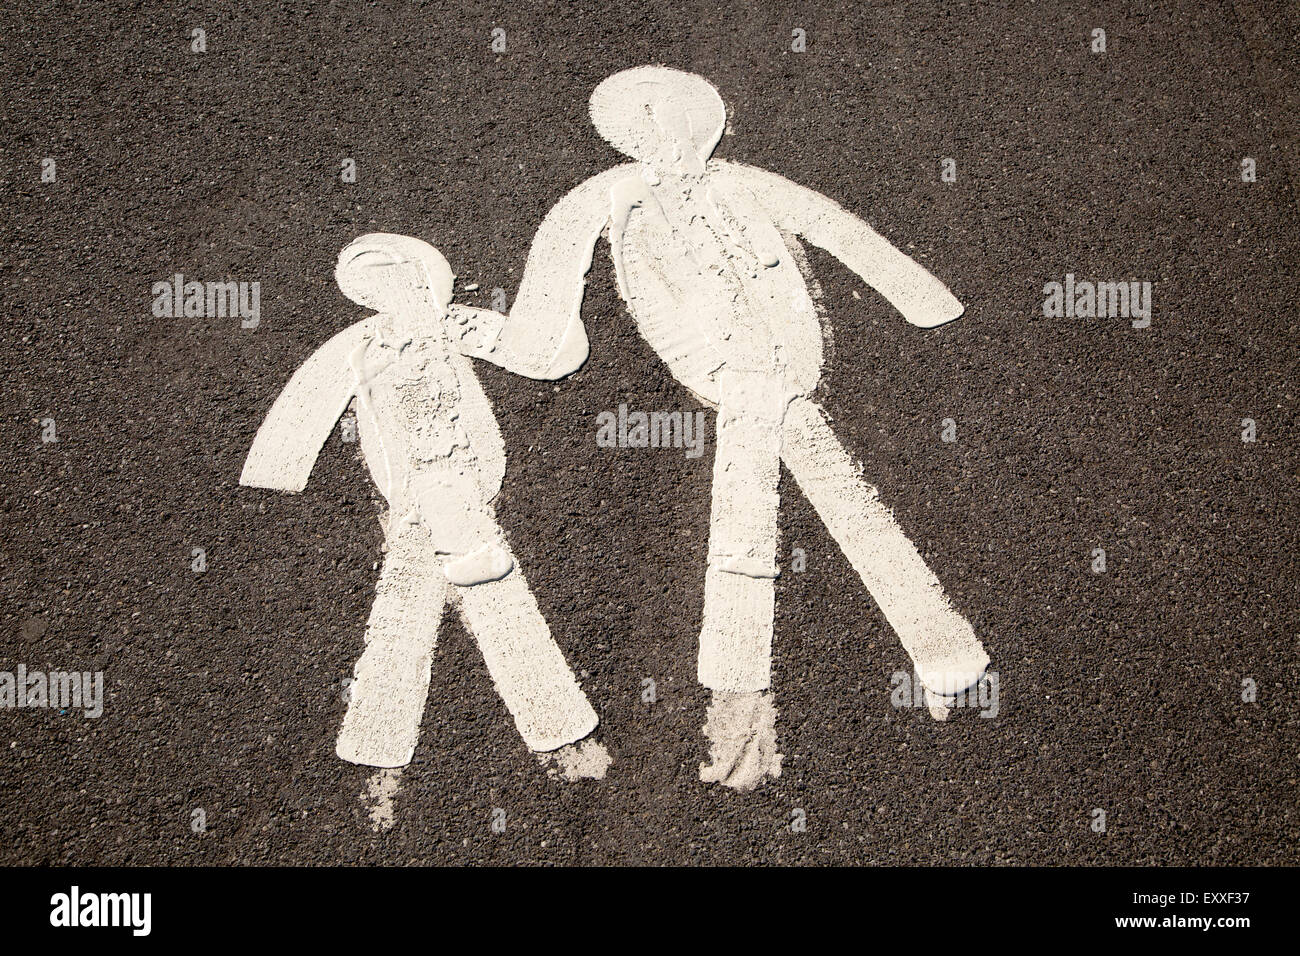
(0, 0, 1296, 865)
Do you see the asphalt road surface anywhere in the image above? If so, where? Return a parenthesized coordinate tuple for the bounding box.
(1, 0, 1296, 865)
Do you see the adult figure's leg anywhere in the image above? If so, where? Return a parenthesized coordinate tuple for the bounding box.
(780, 397, 989, 698)
(697, 369, 785, 693)
(696, 370, 786, 790)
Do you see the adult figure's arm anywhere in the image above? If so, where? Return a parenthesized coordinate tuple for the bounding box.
(715, 160, 964, 329)
(480, 164, 638, 379)
(240, 323, 366, 492)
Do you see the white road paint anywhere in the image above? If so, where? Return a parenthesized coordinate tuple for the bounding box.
(453, 552, 597, 752)
(924, 689, 953, 722)
(697, 370, 783, 694)
(540, 737, 613, 781)
(500, 66, 990, 788)
(335, 526, 446, 768)
(698, 691, 782, 791)
(239, 67, 991, 797)
(362, 768, 402, 831)
(443, 543, 513, 586)
(241, 234, 601, 793)
(781, 397, 990, 699)
(490, 163, 638, 381)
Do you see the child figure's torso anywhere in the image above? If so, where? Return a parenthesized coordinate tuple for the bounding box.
(348, 320, 507, 533)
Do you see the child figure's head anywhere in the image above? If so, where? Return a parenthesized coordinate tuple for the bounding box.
(335, 233, 455, 317)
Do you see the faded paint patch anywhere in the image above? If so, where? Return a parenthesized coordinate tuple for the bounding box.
(362, 768, 402, 831)
(699, 690, 782, 791)
(541, 736, 612, 781)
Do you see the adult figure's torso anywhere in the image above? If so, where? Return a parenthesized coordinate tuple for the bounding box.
(607, 160, 825, 407)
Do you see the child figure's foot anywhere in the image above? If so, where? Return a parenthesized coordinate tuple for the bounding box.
(699, 690, 782, 791)
(924, 688, 953, 721)
(360, 768, 402, 832)
(539, 735, 612, 781)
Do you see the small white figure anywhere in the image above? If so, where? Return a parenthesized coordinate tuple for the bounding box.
(491, 66, 990, 790)
(241, 234, 606, 783)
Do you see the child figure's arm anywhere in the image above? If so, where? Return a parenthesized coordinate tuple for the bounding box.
(240, 323, 367, 492)
(715, 160, 964, 329)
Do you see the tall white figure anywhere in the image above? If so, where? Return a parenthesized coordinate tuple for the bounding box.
(241, 234, 607, 783)
(487, 66, 990, 790)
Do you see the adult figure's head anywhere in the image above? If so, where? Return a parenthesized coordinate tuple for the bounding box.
(589, 66, 726, 175)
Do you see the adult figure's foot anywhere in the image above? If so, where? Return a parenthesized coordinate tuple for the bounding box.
(699, 690, 782, 791)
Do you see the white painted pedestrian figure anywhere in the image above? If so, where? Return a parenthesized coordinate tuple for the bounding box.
(240, 234, 608, 794)
(489, 66, 990, 790)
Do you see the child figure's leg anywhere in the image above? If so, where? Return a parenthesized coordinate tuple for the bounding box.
(410, 472, 601, 757)
(781, 397, 989, 698)
(697, 369, 785, 694)
(453, 538, 600, 753)
(336, 525, 448, 768)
